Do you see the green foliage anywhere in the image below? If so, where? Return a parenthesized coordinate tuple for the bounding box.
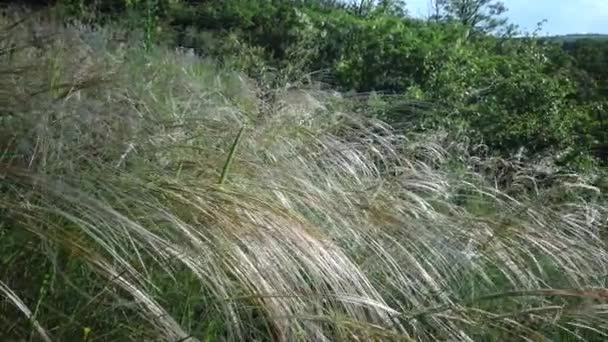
(555, 38, 608, 161)
(164, 2, 599, 161)
(7, 0, 608, 165)
(56, 0, 174, 47)
(424, 37, 580, 154)
(299, 9, 461, 92)
(564, 38, 608, 99)
(171, 0, 301, 58)
(432, 0, 514, 36)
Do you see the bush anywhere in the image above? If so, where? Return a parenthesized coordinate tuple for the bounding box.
(423, 37, 580, 154)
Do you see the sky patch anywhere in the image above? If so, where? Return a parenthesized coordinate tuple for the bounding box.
(405, 0, 608, 35)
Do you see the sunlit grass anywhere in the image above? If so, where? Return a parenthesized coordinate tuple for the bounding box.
(1, 9, 608, 341)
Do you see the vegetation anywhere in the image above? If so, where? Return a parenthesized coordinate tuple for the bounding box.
(547, 34, 608, 43)
(1, 1, 608, 341)
(430, 0, 514, 36)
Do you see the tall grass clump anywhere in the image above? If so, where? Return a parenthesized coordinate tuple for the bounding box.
(2, 9, 608, 341)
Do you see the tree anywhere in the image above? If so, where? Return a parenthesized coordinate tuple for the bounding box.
(376, 0, 407, 16)
(433, 0, 510, 35)
(349, 0, 406, 17)
(428, 0, 442, 21)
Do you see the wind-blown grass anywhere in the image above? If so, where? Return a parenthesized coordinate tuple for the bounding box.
(1, 10, 608, 341)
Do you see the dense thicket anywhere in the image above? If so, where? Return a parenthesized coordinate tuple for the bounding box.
(558, 37, 608, 160)
(102, 0, 608, 165)
(5, 0, 605, 164)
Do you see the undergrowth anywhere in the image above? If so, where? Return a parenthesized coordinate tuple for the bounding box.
(1, 9, 608, 341)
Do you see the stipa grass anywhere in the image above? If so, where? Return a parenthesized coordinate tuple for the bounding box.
(1, 10, 608, 341)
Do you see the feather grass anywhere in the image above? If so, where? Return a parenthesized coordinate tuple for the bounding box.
(1, 10, 608, 341)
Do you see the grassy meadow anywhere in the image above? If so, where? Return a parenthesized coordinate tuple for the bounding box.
(2, 7, 608, 341)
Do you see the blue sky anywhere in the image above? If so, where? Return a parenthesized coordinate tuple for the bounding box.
(406, 0, 608, 35)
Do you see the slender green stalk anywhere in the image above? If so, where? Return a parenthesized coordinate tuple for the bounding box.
(219, 126, 245, 186)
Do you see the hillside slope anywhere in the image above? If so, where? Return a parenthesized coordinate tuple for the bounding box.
(2, 8, 608, 342)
